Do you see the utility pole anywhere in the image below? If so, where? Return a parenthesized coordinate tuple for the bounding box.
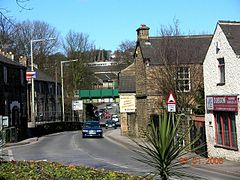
(61, 59, 78, 122)
(30, 38, 55, 127)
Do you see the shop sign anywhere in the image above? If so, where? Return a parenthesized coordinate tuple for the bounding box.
(120, 95, 135, 113)
(206, 96, 238, 112)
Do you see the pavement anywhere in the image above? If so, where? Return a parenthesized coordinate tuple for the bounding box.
(3, 129, 240, 178)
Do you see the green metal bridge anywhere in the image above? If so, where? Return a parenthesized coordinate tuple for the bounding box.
(74, 89, 119, 103)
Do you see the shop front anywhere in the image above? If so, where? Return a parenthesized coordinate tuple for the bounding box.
(205, 95, 240, 161)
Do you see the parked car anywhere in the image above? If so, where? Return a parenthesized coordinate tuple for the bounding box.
(106, 103, 112, 109)
(98, 108, 105, 116)
(105, 119, 117, 129)
(82, 121, 103, 138)
(111, 114, 119, 122)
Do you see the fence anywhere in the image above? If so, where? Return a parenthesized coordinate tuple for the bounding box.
(36, 111, 82, 123)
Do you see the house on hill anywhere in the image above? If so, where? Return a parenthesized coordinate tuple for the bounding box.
(204, 21, 240, 162)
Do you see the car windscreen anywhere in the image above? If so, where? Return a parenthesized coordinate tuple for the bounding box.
(84, 122, 100, 128)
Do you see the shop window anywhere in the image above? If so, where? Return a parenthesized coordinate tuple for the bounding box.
(214, 112, 237, 149)
(177, 67, 190, 92)
(218, 58, 225, 85)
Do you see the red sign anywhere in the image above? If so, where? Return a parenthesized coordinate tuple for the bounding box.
(167, 93, 176, 104)
(206, 96, 238, 112)
(26, 71, 36, 81)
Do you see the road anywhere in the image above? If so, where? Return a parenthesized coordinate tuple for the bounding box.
(7, 130, 240, 180)
(8, 130, 151, 176)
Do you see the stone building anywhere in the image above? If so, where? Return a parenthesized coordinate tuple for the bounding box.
(133, 24, 211, 137)
(118, 63, 136, 136)
(204, 21, 240, 162)
(0, 52, 27, 141)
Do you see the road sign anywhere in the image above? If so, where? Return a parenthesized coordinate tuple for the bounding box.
(167, 93, 176, 112)
(167, 93, 176, 104)
(168, 104, 176, 112)
(72, 100, 83, 110)
(26, 71, 36, 81)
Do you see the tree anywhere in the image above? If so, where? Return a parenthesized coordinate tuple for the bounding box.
(15, 0, 32, 10)
(146, 21, 209, 115)
(0, 13, 16, 51)
(62, 31, 96, 111)
(114, 40, 135, 64)
(11, 20, 59, 67)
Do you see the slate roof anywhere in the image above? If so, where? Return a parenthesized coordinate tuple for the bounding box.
(139, 35, 212, 65)
(95, 73, 118, 81)
(89, 63, 128, 73)
(119, 76, 136, 93)
(36, 69, 56, 82)
(219, 21, 240, 55)
(27, 67, 56, 82)
(0, 54, 25, 67)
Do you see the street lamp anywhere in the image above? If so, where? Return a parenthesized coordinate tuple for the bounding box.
(30, 38, 55, 128)
(61, 59, 78, 121)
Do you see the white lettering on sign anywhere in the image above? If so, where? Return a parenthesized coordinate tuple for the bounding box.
(214, 97, 226, 104)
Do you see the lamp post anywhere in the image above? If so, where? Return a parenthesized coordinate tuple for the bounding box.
(61, 59, 78, 121)
(30, 38, 55, 128)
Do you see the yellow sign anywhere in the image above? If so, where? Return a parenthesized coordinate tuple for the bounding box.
(120, 95, 135, 112)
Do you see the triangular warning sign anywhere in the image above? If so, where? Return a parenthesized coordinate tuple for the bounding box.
(167, 93, 176, 104)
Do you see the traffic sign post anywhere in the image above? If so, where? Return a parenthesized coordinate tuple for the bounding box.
(26, 71, 36, 82)
(167, 92, 176, 112)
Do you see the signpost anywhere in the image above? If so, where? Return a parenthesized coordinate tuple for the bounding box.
(72, 100, 83, 111)
(26, 70, 36, 81)
(167, 92, 176, 112)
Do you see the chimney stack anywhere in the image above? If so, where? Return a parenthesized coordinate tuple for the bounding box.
(19, 56, 28, 67)
(136, 24, 150, 40)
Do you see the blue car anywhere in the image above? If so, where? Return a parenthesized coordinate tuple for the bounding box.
(82, 121, 103, 138)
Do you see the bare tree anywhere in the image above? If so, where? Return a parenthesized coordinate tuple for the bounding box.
(114, 40, 135, 64)
(62, 30, 96, 111)
(11, 20, 59, 67)
(0, 13, 15, 51)
(147, 22, 209, 115)
(15, 0, 32, 10)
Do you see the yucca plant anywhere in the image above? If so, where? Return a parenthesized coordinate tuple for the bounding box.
(132, 112, 202, 180)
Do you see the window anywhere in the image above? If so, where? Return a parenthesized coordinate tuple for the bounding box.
(218, 58, 225, 84)
(177, 67, 190, 92)
(20, 69, 25, 85)
(4, 66, 7, 83)
(216, 42, 220, 54)
(214, 112, 237, 149)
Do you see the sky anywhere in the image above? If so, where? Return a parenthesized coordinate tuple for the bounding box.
(1, 0, 240, 52)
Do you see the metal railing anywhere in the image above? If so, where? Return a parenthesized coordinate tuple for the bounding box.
(35, 111, 82, 124)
